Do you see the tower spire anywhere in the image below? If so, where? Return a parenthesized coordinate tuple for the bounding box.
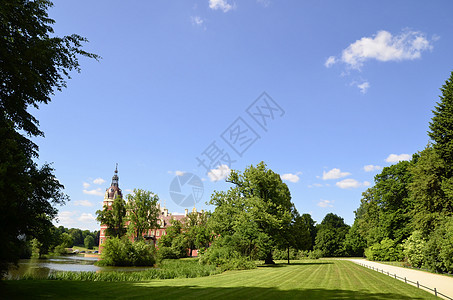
(111, 163, 119, 187)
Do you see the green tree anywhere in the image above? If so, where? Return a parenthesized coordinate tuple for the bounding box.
(353, 160, 415, 247)
(209, 162, 294, 264)
(314, 213, 350, 257)
(301, 214, 317, 250)
(183, 211, 212, 256)
(280, 210, 311, 264)
(126, 189, 160, 241)
(0, 0, 97, 276)
(408, 146, 450, 235)
(84, 235, 94, 249)
(96, 196, 127, 238)
(428, 71, 453, 171)
(343, 221, 366, 257)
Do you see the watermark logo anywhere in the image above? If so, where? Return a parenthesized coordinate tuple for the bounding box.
(169, 92, 285, 207)
(169, 173, 204, 207)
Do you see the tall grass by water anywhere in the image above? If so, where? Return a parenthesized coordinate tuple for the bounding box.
(19, 259, 221, 282)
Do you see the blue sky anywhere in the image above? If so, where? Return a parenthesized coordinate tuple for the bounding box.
(33, 0, 453, 231)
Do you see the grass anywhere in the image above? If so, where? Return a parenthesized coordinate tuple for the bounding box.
(1, 260, 437, 299)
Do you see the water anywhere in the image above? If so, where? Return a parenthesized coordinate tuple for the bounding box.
(7, 255, 155, 279)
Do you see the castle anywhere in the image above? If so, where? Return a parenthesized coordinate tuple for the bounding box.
(99, 167, 198, 254)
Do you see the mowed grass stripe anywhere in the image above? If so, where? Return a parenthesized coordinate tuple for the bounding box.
(2, 260, 437, 299)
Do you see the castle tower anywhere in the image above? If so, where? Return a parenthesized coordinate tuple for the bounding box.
(99, 165, 123, 253)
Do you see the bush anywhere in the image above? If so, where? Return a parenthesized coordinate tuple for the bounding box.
(53, 245, 67, 255)
(365, 238, 404, 261)
(273, 248, 298, 260)
(308, 249, 323, 259)
(157, 246, 178, 260)
(422, 217, 453, 273)
(403, 231, 426, 268)
(99, 237, 156, 266)
(199, 243, 256, 271)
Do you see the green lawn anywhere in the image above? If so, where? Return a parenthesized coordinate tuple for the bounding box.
(1, 260, 436, 299)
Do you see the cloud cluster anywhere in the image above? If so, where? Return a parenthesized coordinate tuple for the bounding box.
(93, 178, 106, 185)
(73, 200, 93, 207)
(318, 199, 334, 208)
(322, 168, 351, 180)
(83, 188, 103, 196)
(325, 29, 434, 93)
(281, 172, 301, 183)
(363, 164, 382, 172)
(208, 164, 231, 182)
(209, 0, 234, 12)
(328, 30, 433, 70)
(336, 179, 370, 189)
(385, 153, 411, 163)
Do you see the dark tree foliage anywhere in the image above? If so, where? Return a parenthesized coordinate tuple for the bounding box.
(96, 196, 127, 238)
(314, 213, 350, 257)
(301, 213, 317, 250)
(0, 0, 97, 276)
(0, 0, 99, 137)
(429, 71, 453, 172)
(209, 162, 294, 264)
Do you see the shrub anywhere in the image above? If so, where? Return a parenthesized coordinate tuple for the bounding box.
(53, 245, 67, 255)
(308, 249, 322, 259)
(365, 238, 404, 261)
(199, 243, 256, 271)
(99, 237, 155, 266)
(157, 246, 178, 260)
(403, 231, 426, 268)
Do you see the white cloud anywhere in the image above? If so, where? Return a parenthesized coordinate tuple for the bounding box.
(191, 16, 204, 26)
(324, 56, 337, 68)
(175, 170, 185, 176)
(281, 172, 301, 183)
(336, 179, 370, 189)
(318, 199, 334, 208)
(83, 188, 104, 196)
(56, 211, 78, 227)
(93, 178, 106, 185)
(385, 153, 411, 163)
(363, 165, 382, 172)
(340, 30, 433, 70)
(83, 182, 90, 189)
(73, 200, 93, 207)
(308, 183, 323, 188)
(357, 81, 370, 94)
(78, 213, 96, 223)
(209, 0, 234, 12)
(208, 164, 230, 182)
(322, 168, 351, 180)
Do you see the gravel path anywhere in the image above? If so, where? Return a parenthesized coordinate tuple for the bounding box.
(347, 259, 453, 299)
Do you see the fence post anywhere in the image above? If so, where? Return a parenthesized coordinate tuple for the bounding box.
(395, 274, 397, 279)
(405, 277, 407, 283)
(387, 271, 389, 276)
(434, 288, 437, 296)
(417, 281, 419, 288)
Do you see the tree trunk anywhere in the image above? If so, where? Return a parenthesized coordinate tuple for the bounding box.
(189, 248, 193, 257)
(287, 246, 290, 265)
(264, 251, 275, 264)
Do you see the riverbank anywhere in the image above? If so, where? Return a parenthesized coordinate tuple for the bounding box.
(2, 260, 436, 299)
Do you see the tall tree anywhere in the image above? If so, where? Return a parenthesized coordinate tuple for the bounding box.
(314, 213, 350, 257)
(126, 189, 160, 241)
(209, 162, 294, 264)
(96, 196, 127, 238)
(428, 71, 453, 171)
(0, 0, 97, 276)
